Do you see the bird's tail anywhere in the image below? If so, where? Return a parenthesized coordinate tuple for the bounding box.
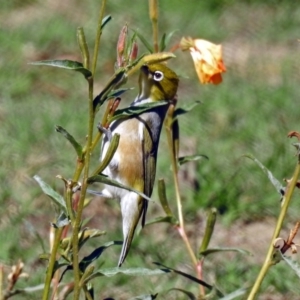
(118, 193, 144, 267)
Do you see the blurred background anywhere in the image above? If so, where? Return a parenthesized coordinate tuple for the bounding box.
(1, 0, 300, 299)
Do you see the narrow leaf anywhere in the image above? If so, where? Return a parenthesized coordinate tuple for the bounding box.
(164, 30, 179, 49)
(143, 216, 178, 228)
(219, 288, 247, 300)
(109, 101, 168, 123)
(92, 134, 120, 176)
(30, 60, 92, 78)
(199, 208, 217, 254)
(101, 15, 112, 29)
(59, 241, 122, 282)
(153, 262, 223, 297)
(178, 154, 208, 166)
(11, 284, 48, 294)
(174, 101, 201, 117)
(84, 267, 170, 284)
(244, 154, 284, 196)
(87, 175, 153, 202)
(34, 175, 67, 213)
(93, 70, 126, 109)
(78, 228, 106, 250)
(159, 33, 167, 52)
(126, 53, 175, 77)
(280, 252, 300, 279)
(133, 29, 154, 53)
(157, 179, 173, 216)
(200, 247, 252, 257)
(107, 87, 134, 98)
(79, 241, 122, 272)
(55, 126, 83, 159)
(141, 52, 176, 65)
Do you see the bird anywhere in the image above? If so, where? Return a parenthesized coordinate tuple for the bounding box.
(99, 63, 179, 266)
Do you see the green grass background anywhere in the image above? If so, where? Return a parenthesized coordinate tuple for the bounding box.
(1, 0, 300, 299)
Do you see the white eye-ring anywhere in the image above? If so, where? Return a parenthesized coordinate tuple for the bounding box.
(153, 71, 164, 81)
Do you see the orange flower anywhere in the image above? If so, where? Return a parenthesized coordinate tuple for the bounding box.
(181, 37, 226, 85)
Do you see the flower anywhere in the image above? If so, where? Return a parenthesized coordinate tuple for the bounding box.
(180, 37, 226, 85)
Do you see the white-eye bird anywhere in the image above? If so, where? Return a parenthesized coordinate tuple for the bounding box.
(100, 63, 179, 266)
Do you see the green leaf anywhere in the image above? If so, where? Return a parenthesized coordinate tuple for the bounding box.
(93, 69, 126, 110)
(164, 30, 178, 49)
(84, 267, 170, 284)
(78, 228, 106, 250)
(132, 29, 154, 53)
(92, 134, 120, 176)
(159, 30, 179, 52)
(178, 154, 208, 166)
(200, 247, 252, 257)
(109, 101, 168, 123)
(157, 179, 173, 216)
(79, 241, 122, 272)
(159, 33, 167, 52)
(174, 101, 201, 117)
(143, 216, 178, 227)
(10, 283, 48, 294)
(279, 252, 300, 279)
(244, 154, 284, 196)
(107, 87, 134, 99)
(59, 241, 122, 282)
(55, 125, 83, 159)
(29, 60, 92, 78)
(60, 228, 106, 250)
(219, 288, 248, 300)
(129, 294, 158, 300)
(153, 262, 223, 297)
(199, 208, 217, 254)
(87, 174, 153, 203)
(34, 175, 67, 213)
(101, 15, 112, 29)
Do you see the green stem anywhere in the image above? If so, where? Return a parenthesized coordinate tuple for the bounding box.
(247, 157, 300, 300)
(72, 77, 95, 300)
(66, 185, 76, 225)
(165, 112, 198, 268)
(149, 0, 159, 52)
(92, 0, 107, 75)
(42, 227, 63, 300)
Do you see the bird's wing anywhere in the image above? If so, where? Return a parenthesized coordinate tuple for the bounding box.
(141, 120, 157, 227)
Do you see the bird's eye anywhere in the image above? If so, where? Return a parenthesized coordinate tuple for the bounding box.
(153, 71, 164, 81)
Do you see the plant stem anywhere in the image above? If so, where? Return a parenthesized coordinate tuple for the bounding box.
(149, 0, 159, 52)
(42, 227, 63, 300)
(165, 109, 198, 268)
(92, 0, 107, 75)
(72, 77, 95, 300)
(71, 2, 106, 294)
(247, 157, 300, 300)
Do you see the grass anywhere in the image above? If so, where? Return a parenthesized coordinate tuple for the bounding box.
(1, 0, 300, 299)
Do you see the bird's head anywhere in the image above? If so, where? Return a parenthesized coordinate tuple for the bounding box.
(138, 63, 179, 102)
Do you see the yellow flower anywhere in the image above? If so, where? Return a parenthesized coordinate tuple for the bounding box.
(181, 37, 226, 85)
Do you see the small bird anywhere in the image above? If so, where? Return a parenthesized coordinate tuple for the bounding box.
(100, 63, 179, 266)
